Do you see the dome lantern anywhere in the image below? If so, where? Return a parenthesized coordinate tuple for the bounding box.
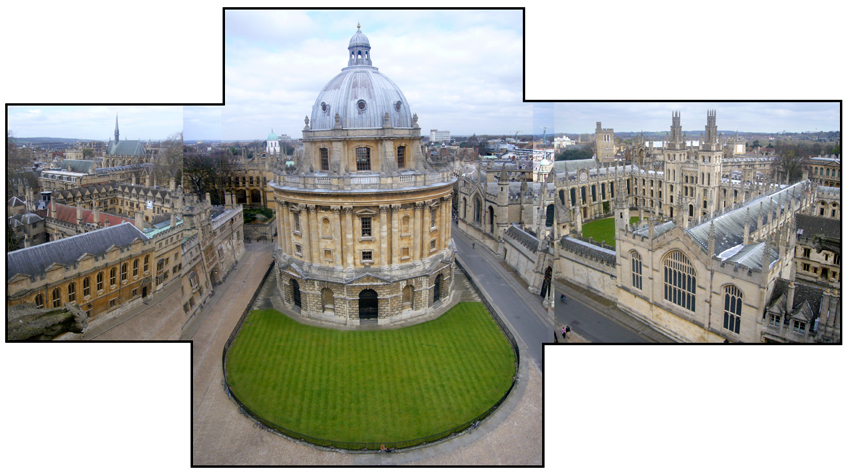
(348, 23, 372, 66)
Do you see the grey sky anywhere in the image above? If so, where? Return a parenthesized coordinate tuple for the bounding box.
(553, 102, 840, 135)
(7, 106, 183, 142)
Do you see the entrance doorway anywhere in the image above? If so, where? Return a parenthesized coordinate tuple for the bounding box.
(141, 286, 147, 298)
(359, 289, 378, 319)
(433, 276, 442, 304)
(291, 279, 301, 307)
(540, 266, 552, 298)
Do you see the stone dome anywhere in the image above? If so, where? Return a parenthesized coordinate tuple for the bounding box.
(309, 26, 413, 131)
(267, 129, 278, 141)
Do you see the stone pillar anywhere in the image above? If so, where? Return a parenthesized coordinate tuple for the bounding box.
(308, 205, 320, 264)
(391, 204, 400, 268)
(297, 204, 310, 260)
(437, 200, 445, 253)
(280, 201, 291, 255)
(332, 206, 342, 270)
(443, 195, 452, 249)
(344, 206, 354, 271)
(413, 201, 423, 262)
(379, 205, 389, 269)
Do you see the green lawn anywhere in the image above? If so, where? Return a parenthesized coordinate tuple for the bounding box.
(581, 216, 640, 245)
(225, 302, 516, 447)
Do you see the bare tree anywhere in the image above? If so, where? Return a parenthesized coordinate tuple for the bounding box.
(183, 150, 231, 204)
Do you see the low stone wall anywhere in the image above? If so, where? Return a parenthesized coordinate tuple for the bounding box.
(244, 218, 276, 241)
(557, 237, 618, 301)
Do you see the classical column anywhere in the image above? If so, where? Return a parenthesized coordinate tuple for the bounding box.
(279, 200, 291, 255)
(391, 204, 400, 268)
(379, 205, 389, 269)
(343, 206, 354, 270)
(437, 200, 445, 254)
(442, 195, 451, 249)
(332, 206, 342, 270)
(298, 204, 310, 261)
(413, 201, 423, 262)
(308, 204, 320, 265)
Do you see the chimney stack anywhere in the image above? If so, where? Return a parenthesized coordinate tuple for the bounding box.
(135, 211, 145, 231)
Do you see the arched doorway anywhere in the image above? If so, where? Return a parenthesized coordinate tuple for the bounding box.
(359, 289, 378, 320)
(141, 285, 148, 298)
(433, 275, 442, 304)
(291, 279, 301, 308)
(250, 189, 262, 204)
(540, 266, 552, 298)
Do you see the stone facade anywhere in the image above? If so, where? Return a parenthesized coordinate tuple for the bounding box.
(270, 27, 456, 326)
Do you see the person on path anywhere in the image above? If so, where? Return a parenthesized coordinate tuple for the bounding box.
(561, 326, 567, 340)
(472, 242, 475, 249)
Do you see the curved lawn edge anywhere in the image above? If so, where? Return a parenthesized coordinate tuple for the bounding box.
(222, 302, 518, 451)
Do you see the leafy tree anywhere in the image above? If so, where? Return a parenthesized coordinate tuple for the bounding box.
(183, 151, 232, 204)
(555, 144, 593, 161)
(83, 148, 95, 159)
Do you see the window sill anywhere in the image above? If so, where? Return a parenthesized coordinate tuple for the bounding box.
(359, 236, 374, 242)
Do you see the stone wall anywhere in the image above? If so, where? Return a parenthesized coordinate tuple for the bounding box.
(244, 218, 276, 241)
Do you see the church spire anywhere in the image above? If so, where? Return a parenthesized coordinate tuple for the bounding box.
(114, 114, 120, 144)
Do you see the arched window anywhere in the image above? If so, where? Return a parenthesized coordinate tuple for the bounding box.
(559, 190, 565, 206)
(110, 267, 116, 286)
(723, 285, 743, 334)
(322, 217, 331, 236)
(397, 146, 406, 168)
(68, 282, 76, 303)
(664, 250, 696, 312)
(570, 188, 576, 207)
(52, 288, 61, 308)
(121, 263, 128, 281)
(402, 285, 414, 310)
(474, 197, 482, 223)
(321, 288, 334, 313)
(133, 259, 139, 278)
(83, 277, 90, 297)
(631, 252, 642, 290)
(431, 207, 436, 228)
(97, 272, 104, 291)
(402, 215, 410, 234)
(144, 256, 149, 273)
(488, 206, 495, 233)
(462, 198, 467, 219)
(35, 294, 44, 309)
(356, 147, 371, 171)
(545, 204, 554, 227)
(320, 148, 329, 171)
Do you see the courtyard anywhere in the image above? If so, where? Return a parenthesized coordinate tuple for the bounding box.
(224, 302, 517, 450)
(581, 216, 641, 245)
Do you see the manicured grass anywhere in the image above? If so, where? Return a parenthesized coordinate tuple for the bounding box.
(225, 302, 516, 446)
(581, 216, 640, 245)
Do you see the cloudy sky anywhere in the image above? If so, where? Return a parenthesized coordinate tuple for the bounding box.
(7, 106, 183, 141)
(218, 9, 526, 141)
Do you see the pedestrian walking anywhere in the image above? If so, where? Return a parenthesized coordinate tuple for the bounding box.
(565, 325, 571, 339)
(472, 242, 475, 249)
(561, 326, 566, 339)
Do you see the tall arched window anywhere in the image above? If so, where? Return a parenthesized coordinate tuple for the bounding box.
(144, 255, 149, 273)
(559, 190, 565, 206)
(664, 250, 696, 312)
(52, 288, 61, 308)
(462, 198, 467, 219)
(83, 277, 90, 297)
(121, 263, 128, 281)
(133, 259, 139, 278)
(68, 282, 76, 303)
(110, 267, 116, 286)
(723, 285, 743, 334)
(97, 272, 104, 291)
(474, 197, 482, 224)
(320, 148, 329, 171)
(35, 294, 44, 309)
(631, 251, 642, 290)
(488, 206, 495, 233)
(545, 204, 554, 227)
(397, 146, 406, 168)
(356, 147, 371, 171)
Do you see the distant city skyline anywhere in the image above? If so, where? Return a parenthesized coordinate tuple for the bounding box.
(7, 106, 183, 142)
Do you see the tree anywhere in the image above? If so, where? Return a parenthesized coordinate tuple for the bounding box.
(83, 148, 95, 159)
(772, 146, 804, 184)
(151, 131, 184, 186)
(183, 151, 232, 204)
(555, 144, 593, 161)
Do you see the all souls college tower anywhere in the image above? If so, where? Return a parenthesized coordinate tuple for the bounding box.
(270, 26, 457, 325)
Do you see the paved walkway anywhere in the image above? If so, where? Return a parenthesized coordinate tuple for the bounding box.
(191, 241, 542, 465)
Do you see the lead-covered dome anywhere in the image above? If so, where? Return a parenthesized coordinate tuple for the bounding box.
(309, 25, 413, 131)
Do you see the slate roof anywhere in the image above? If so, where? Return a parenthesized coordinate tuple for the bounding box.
(551, 158, 599, 173)
(767, 278, 825, 322)
(106, 139, 146, 156)
(559, 236, 616, 266)
(687, 182, 805, 259)
(634, 220, 676, 238)
(504, 225, 540, 252)
(47, 203, 134, 228)
(795, 213, 840, 240)
(8, 211, 44, 227)
(8, 196, 26, 208)
(55, 159, 95, 173)
(6, 222, 149, 280)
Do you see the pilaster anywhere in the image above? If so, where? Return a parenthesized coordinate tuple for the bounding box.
(379, 205, 389, 269)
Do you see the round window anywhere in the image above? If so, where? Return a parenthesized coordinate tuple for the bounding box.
(321, 102, 328, 112)
(357, 99, 367, 111)
(394, 101, 402, 111)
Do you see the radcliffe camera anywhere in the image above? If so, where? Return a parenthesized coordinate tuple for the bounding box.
(4, 7, 841, 469)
